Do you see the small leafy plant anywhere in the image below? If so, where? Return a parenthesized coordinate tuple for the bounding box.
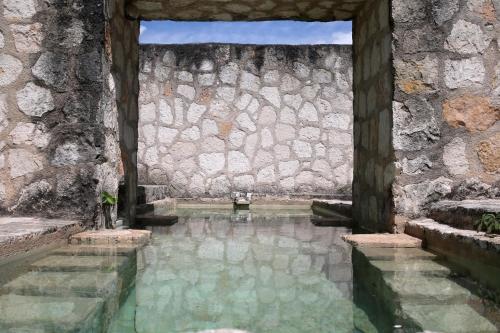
(101, 191, 118, 229)
(474, 213, 500, 235)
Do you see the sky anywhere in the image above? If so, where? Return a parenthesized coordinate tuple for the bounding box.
(139, 21, 352, 45)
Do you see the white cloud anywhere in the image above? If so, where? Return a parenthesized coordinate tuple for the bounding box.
(331, 31, 352, 45)
(140, 25, 147, 35)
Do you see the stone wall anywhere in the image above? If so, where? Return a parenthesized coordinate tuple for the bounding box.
(0, 0, 122, 225)
(138, 44, 354, 198)
(106, 0, 140, 226)
(392, 0, 500, 224)
(352, 0, 394, 232)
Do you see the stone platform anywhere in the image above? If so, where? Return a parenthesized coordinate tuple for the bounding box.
(0, 217, 83, 258)
(69, 229, 151, 246)
(342, 234, 422, 248)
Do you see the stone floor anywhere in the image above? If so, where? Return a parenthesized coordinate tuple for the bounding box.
(0, 217, 83, 258)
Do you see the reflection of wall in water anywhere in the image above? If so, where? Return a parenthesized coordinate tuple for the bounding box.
(135, 215, 353, 332)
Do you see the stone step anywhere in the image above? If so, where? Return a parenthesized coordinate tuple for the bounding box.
(31, 255, 129, 273)
(70, 229, 151, 246)
(342, 234, 422, 248)
(136, 214, 179, 227)
(384, 275, 471, 304)
(0, 294, 104, 332)
(52, 245, 137, 257)
(358, 247, 438, 261)
(311, 199, 352, 218)
(429, 199, 500, 230)
(370, 260, 452, 277)
(2, 271, 118, 298)
(402, 303, 497, 333)
(406, 218, 500, 295)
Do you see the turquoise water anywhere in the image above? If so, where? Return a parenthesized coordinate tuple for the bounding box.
(0, 208, 499, 332)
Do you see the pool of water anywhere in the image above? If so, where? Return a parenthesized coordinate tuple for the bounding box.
(0, 207, 499, 333)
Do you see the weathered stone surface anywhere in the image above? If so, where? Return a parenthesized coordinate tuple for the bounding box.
(32, 52, 70, 91)
(10, 23, 43, 53)
(443, 96, 499, 132)
(431, 0, 460, 25)
(342, 234, 422, 248)
(0, 54, 23, 87)
(70, 229, 151, 246)
(445, 20, 492, 54)
(199, 153, 225, 175)
(3, 0, 38, 20)
(443, 138, 469, 176)
(477, 133, 500, 173)
(16, 83, 55, 117)
(8, 149, 43, 178)
(444, 57, 485, 89)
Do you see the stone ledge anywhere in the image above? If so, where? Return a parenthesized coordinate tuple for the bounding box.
(405, 218, 500, 266)
(342, 234, 422, 248)
(69, 230, 151, 246)
(429, 199, 500, 230)
(0, 217, 83, 258)
(312, 199, 352, 218)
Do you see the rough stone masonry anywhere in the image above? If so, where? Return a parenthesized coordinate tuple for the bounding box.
(138, 44, 354, 198)
(0, 0, 498, 232)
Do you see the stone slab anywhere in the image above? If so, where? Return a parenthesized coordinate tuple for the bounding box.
(357, 247, 438, 261)
(2, 271, 118, 298)
(0, 294, 104, 332)
(0, 217, 83, 258)
(69, 229, 151, 246)
(385, 276, 471, 304)
(31, 255, 128, 272)
(402, 304, 497, 333)
(312, 199, 352, 218)
(52, 245, 137, 257)
(406, 218, 500, 267)
(342, 234, 422, 248)
(429, 199, 500, 230)
(370, 260, 451, 277)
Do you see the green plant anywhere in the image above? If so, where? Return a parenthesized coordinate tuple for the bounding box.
(474, 213, 500, 234)
(101, 191, 118, 205)
(101, 191, 118, 229)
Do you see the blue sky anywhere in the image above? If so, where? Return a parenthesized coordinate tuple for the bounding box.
(139, 21, 352, 45)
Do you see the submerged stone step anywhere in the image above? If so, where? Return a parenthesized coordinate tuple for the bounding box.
(402, 303, 497, 333)
(70, 229, 152, 246)
(342, 234, 422, 248)
(357, 247, 438, 261)
(2, 271, 118, 298)
(31, 255, 128, 272)
(384, 275, 471, 304)
(370, 260, 452, 277)
(0, 294, 104, 332)
(52, 245, 137, 257)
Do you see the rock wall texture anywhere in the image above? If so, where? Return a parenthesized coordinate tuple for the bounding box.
(106, 0, 140, 227)
(138, 44, 354, 198)
(0, 0, 123, 225)
(352, 0, 394, 232)
(392, 0, 500, 225)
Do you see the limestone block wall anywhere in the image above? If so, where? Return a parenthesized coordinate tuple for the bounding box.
(0, 0, 122, 224)
(138, 44, 354, 198)
(391, 0, 500, 223)
(352, 0, 394, 232)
